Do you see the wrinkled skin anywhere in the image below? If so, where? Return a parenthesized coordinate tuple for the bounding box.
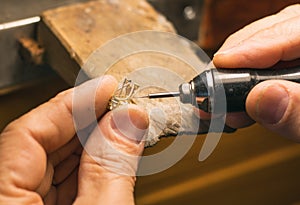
(0, 75, 149, 205)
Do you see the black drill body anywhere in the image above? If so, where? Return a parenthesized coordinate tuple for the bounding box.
(179, 66, 300, 113)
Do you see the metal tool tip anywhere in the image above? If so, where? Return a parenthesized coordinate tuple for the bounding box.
(133, 95, 149, 99)
(133, 91, 180, 99)
(148, 91, 180, 99)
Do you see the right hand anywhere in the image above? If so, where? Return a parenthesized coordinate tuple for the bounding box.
(213, 4, 300, 141)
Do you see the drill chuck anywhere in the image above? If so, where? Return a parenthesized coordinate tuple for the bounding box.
(180, 66, 300, 113)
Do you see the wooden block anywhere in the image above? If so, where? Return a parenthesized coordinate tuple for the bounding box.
(39, 0, 175, 84)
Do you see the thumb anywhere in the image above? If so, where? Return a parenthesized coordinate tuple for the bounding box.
(74, 104, 149, 205)
(246, 80, 300, 142)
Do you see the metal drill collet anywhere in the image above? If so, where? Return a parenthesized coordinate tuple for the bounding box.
(108, 78, 140, 110)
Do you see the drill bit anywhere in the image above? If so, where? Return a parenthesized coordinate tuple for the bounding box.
(135, 91, 180, 99)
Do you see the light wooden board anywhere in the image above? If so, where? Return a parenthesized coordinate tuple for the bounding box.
(41, 0, 175, 68)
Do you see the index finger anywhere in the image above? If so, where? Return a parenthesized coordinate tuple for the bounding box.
(215, 4, 300, 52)
(213, 4, 300, 68)
(4, 75, 118, 153)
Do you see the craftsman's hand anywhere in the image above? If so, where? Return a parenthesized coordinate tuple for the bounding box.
(0, 75, 149, 205)
(213, 4, 300, 141)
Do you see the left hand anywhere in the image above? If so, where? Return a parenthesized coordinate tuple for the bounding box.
(0, 75, 149, 205)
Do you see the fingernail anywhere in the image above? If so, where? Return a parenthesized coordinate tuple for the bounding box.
(213, 41, 249, 57)
(214, 47, 236, 56)
(256, 85, 289, 124)
(111, 105, 148, 144)
(214, 49, 232, 57)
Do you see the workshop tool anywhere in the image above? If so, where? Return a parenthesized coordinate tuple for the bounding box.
(137, 66, 300, 113)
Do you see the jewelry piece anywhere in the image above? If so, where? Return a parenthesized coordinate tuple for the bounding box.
(108, 78, 140, 110)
